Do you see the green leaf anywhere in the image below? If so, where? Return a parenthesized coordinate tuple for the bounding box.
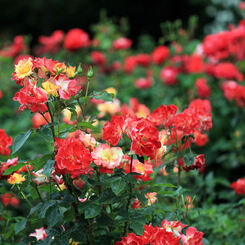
(130, 222, 145, 235)
(158, 190, 176, 196)
(238, 198, 245, 205)
(111, 177, 127, 196)
(39, 201, 56, 218)
(47, 207, 63, 227)
(3, 162, 26, 176)
(153, 183, 177, 188)
(90, 91, 114, 102)
(77, 121, 99, 132)
(42, 160, 55, 177)
(85, 204, 102, 219)
(14, 218, 27, 234)
(12, 129, 32, 154)
(29, 203, 42, 215)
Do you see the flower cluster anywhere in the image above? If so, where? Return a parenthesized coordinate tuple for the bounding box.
(116, 220, 204, 245)
(202, 22, 245, 61)
(12, 57, 82, 113)
(102, 99, 212, 172)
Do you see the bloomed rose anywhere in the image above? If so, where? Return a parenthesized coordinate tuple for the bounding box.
(0, 129, 13, 156)
(54, 75, 81, 100)
(230, 178, 245, 194)
(55, 137, 92, 178)
(91, 144, 123, 169)
(147, 104, 178, 127)
(102, 115, 125, 146)
(129, 118, 161, 159)
(14, 58, 33, 79)
(124, 159, 153, 181)
(13, 81, 48, 113)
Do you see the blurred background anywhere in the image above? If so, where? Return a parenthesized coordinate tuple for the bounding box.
(0, 0, 242, 45)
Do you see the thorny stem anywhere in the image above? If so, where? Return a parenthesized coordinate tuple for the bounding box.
(123, 155, 134, 236)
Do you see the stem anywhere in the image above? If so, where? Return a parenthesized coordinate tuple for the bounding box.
(25, 163, 44, 202)
(86, 219, 94, 245)
(16, 185, 32, 207)
(96, 167, 102, 195)
(123, 155, 134, 236)
(177, 163, 181, 209)
(35, 184, 44, 202)
(40, 112, 50, 124)
(85, 77, 90, 101)
(178, 164, 181, 187)
(76, 98, 86, 121)
(57, 114, 60, 137)
(47, 102, 56, 142)
(63, 175, 79, 221)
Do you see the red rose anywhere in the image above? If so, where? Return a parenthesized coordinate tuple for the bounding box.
(214, 62, 243, 81)
(231, 178, 245, 194)
(1, 193, 19, 208)
(13, 81, 48, 113)
(185, 54, 204, 73)
(0, 158, 18, 179)
(113, 37, 132, 50)
(135, 54, 151, 67)
(194, 131, 209, 147)
(159, 66, 178, 86)
(181, 227, 204, 245)
(55, 137, 92, 178)
(64, 28, 90, 51)
(124, 56, 137, 73)
(135, 77, 153, 89)
(150, 228, 181, 245)
(152, 46, 169, 65)
(102, 115, 125, 146)
(147, 104, 178, 127)
(129, 118, 161, 159)
(91, 51, 106, 65)
(0, 129, 12, 156)
(195, 78, 210, 98)
(115, 233, 144, 245)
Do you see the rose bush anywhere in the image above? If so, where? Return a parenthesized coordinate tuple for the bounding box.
(0, 5, 245, 244)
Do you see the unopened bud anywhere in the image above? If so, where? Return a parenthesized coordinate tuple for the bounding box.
(87, 67, 94, 79)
